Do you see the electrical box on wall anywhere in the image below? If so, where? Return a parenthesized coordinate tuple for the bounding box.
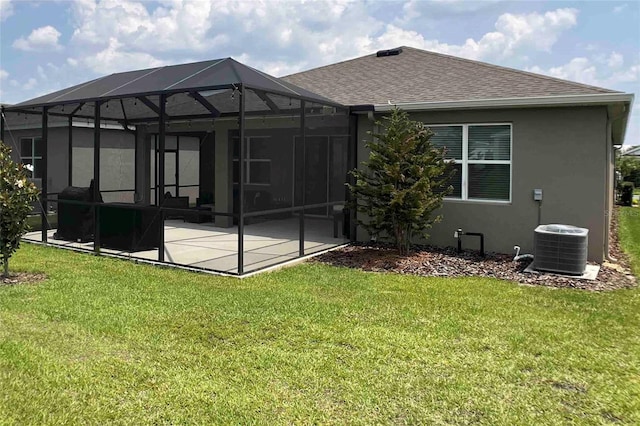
(533, 189, 543, 201)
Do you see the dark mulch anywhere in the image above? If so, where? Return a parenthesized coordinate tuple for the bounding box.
(315, 208, 636, 291)
(1, 272, 47, 286)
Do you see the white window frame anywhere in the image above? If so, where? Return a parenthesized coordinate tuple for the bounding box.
(20, 136, 42, 179)
(428, 123, 512, 203)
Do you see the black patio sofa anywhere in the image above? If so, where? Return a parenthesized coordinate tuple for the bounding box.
(55, 182, 161, 252)
(99, 204, 161, 252)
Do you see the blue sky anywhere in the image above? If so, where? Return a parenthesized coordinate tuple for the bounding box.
(1, 0, 639, 142)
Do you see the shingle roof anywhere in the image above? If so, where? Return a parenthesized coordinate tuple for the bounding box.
(282, 46, 619, 106)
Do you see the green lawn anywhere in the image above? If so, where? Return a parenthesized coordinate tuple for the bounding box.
(25, 213, 57, 231)
(1, 212, 639, 424)
(619, 207, 640, 275)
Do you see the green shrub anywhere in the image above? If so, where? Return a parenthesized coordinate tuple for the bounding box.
(621, 181, 634, 207)
(0, 141, 40, 277)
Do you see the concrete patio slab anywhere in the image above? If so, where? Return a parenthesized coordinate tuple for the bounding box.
(24, 216, 346, 275)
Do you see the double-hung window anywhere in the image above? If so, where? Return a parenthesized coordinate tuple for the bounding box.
(430, 123, 511, 202)
(20, 137, 43, 179)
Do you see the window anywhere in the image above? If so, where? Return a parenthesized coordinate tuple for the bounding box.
(233, 137, 271, 185)
(20, 137, 43, 179)
(429, 124, 511, 202)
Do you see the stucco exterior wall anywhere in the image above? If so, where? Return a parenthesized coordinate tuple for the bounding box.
(2, 126, 135, 201)
(2, 124, 203, 205)
(356, 106, 609, 262)
(72, 128, 135, 201)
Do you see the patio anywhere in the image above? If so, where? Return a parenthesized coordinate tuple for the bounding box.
(24, 216, 346, 274)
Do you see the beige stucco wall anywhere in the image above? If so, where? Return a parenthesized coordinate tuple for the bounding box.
(356, 106, 609, 262)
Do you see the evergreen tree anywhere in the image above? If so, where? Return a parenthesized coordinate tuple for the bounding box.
(349, 108, 455, 254)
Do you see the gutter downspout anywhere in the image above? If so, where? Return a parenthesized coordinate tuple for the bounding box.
(605, 108, 630, 262)
(605, 115, 613, 261)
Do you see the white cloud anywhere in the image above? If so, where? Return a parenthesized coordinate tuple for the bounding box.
(528, 58, 600, 86)
(608, 52, 624, 69)
(235, 53, 308, 78)
(70, 0, 218, 52)
(356, 8, 578, 62)
(80, 37, 166, 74)
(609, 64, 640, 84)
(22, 78, 37, 90)
(493, 8, 578, 53)
(65, 0, 382, 76)
(37, 65, 47, 81)
(13, 26, 63, 51)
(0, 0, 13, 21)
(399, 0, 503, 24)
(528, 53, 639, 88)
(613, 3, 628, 14)
(0, 68, 7, 80)
(37, 2, 581, 99)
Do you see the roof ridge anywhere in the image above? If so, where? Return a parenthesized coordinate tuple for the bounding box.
(399, 46, 619, 94)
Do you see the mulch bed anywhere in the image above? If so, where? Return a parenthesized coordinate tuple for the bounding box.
(0, 272, 47, 286)
(315, 208, 636, 291)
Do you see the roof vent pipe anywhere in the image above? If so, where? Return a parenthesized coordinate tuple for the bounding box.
(376, 48, 403, 57)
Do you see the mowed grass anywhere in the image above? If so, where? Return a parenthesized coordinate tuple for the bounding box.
(619, 207, 640, 275)
(0, 214, 639, 424)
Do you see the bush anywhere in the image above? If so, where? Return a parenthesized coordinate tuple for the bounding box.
(621, 182, 634, 207)
(0, 141, 40, 277)
(348, 108, 455, 254)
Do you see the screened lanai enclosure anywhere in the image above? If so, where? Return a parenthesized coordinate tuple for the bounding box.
(1, 58, 355, 275)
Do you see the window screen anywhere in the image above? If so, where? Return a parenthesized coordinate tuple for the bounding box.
(468, 125, 510, 161)
(468, 164, 510, 200)
(430, 126, 462, 160)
